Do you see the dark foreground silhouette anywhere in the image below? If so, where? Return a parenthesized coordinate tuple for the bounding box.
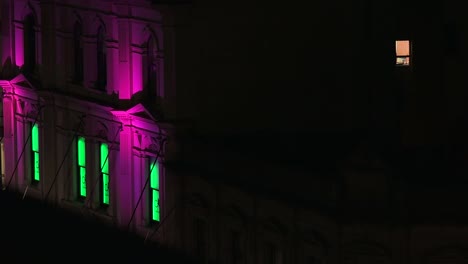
(0, 191, 196, 264)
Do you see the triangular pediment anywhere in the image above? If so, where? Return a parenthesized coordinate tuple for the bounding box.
(9, 74, 34, 89)
(126, 103, 157, 121)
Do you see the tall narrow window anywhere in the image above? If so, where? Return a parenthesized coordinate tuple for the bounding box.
(149, 157, 160, 222)
(23, 14, 36, 74)
(77, 136, 86, 198)
(96, 26, 107, 91)
(100, 142, 109, 205)
(396, 40, 411, 66)
(194, 217, 207, 260)
(31, 123, 40, 183)
(73, 21, 84, 83)
(146, 36, 158, 98)
(230, 230, 242, 264)
(1, 138, 4, 189)
(265, 243, 280, 264)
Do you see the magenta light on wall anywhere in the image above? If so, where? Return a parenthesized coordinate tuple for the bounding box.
(14, 29, 24, 67)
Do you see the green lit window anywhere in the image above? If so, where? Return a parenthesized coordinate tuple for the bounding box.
(100, 142, 109, 205)
(31, 123, 40, 182)
(77, 136, 86, 198)
(149, 157, 160, 222)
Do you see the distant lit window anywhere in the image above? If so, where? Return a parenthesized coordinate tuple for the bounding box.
(77, 136, 86, 198)
(149, 157, 160, 222)
(31, 123, 40, 183)
(100, 142, 109, 205)
(396, 40, 411, 66)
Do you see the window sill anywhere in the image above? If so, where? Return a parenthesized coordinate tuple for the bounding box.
(86, 208, 113, 224)
(63, 82, 117, 106)
(60, 199, 113, 224)
(60, 198, 86, 215)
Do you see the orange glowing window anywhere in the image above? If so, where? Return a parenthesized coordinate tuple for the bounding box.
(396, 40, 411, 66)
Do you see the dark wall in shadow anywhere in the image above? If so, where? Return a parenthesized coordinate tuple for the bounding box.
(0, 191, 197, 264)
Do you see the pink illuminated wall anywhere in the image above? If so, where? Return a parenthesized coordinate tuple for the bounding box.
(132, 47, 143, 95)
(14, 25, 24, 67)
(1, 0, 169, 233)
(127, 24, 164, 100)
(111, 104, 166, 228)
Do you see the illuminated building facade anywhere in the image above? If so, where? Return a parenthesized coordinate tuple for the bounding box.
(0, 0, 176, 253)
(2, 0, 468, 264)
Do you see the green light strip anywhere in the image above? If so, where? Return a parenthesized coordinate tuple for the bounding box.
(150, 158, 160, 221)
(150, 160, 159, 190)
(79, 167, 86, 197)
(31, 124, 39, 181)
(33, 152, 40, 181)
(100, 143, 108, 173)
(77, 137, 86, 197)
(102, 173, 109, 205)
(31, 123, 39, 152)
(100, 143, 109, 205)
(152, 189, 160, 222)
(77, 137, 86, 166)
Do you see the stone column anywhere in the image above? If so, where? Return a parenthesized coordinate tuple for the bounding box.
(113, 113, 133, 228)
(41, 94, 57, 203)
(1, 83, 16, 190)
(116, 17, 131, 99)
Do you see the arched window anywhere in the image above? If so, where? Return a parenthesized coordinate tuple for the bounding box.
(23, 14, 36, 74)
(145, 36, 158, 98)
(73, 21, 84, 83)
(96, 26, 107, 91)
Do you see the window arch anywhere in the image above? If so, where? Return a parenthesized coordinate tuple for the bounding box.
(144, 35, 158, 99)
(73, 21, 84, 83)
(23, 14, 36, 74)
(96, 26, 107, 91)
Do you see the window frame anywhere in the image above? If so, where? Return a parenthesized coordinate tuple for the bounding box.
(1, 138, 5, 189)
(23, 14, 36, 74)
(99, 141, 110, 206)
(73, 21, 84, 83)
(146, 36, 158, 98)
(96, 26, 107, 91)
(194, 217, 207, 260)
(77, 136, 86, 199)
(30, 122, 40, 184)
(395, 39, 411, 67)
(148, 156, 161, 223)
